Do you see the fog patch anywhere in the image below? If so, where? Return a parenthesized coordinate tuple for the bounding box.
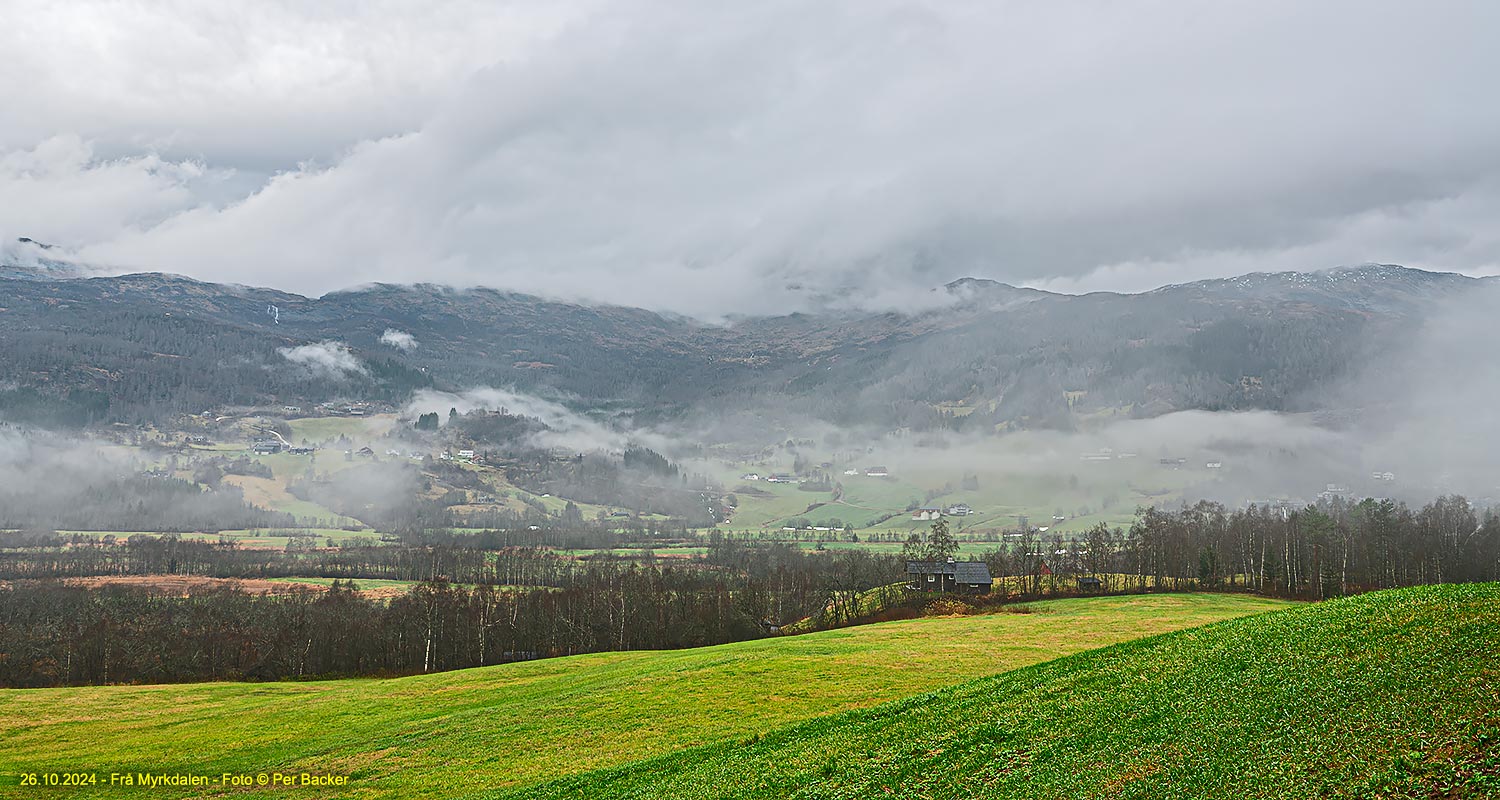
(277, 341, 367, 378)
(379, 329, 418, 351)
(403, 386, 673, 453)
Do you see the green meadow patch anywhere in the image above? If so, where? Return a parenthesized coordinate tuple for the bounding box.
(0, 594, 1285, 798)
(507, 583, 1500, 800)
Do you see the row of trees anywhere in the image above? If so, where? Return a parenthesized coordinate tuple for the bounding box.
(878, 496, 1499, 601)
(3, 494, 1497, 687)
(1053, 496, 1500, 599)
(0, 560, 824, 687)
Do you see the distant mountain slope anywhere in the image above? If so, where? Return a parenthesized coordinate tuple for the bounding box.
(0, 261, 1489, 431)
(512, 583, 1500, 800)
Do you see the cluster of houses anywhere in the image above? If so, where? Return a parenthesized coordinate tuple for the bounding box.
(316, 401, 371, 417)
(250, 438, 314, 455)
(911, 503, 974, 521)
(1319, 483, 1353, 501)
(743, 465, 895, 484)
(350, 447, 422, 460)
(440, 449, 478, 463)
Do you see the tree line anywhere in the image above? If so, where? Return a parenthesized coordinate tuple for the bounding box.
(0, 553, 841, 687)
(984, 495, 1500, 599)
(2, 494, 1496, 687)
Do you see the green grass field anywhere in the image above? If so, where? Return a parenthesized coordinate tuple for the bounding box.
(512, 583, 1500, 799)
(717, 456, 1203, 536)
(284, 415, 397, 444)
(0, 594, 1287, 798)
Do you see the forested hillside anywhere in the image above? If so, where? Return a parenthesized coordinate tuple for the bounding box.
(0, 264, 1486, 432)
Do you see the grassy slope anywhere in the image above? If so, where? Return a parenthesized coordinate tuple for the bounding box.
(0, 594, 1286, 799)
(508, 583, 1500, 800)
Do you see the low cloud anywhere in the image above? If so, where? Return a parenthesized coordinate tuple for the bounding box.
(277, 341, 366, 378)
(404, 386, 672, 453)
(379, 329, 418, 351)
(1, 2, 1494, 315)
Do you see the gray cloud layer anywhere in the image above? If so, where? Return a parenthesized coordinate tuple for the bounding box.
(3, 1, 1499, 314)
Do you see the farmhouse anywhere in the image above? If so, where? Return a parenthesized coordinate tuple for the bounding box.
(250, 439, 281, 455)
(945, 503, 973, 516)
(906, 559, 993, 593)
(912, 506, 943, 521)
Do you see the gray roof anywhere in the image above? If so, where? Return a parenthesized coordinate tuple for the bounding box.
(906, 560, 993, 584)
(953, 561, 992, 583)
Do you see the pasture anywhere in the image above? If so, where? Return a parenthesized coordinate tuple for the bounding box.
(512, 583, 1500, 799)
(0, 594, 1287, 798)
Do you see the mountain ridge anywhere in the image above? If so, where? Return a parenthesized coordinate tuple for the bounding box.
(0, 261, 1486, 433)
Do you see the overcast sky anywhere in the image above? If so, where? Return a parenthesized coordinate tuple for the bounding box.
(2, 0, 1498, 314)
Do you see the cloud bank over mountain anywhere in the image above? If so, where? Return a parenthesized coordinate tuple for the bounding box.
(3, 1, 1499, 315)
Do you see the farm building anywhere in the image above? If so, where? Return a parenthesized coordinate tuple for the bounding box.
(945, 503, 973, 516)
(912, 506, 943, 521)
(864, 466, 890, 477)
(906, 559, 993, 594)
(1078, 576, 1104, 590)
